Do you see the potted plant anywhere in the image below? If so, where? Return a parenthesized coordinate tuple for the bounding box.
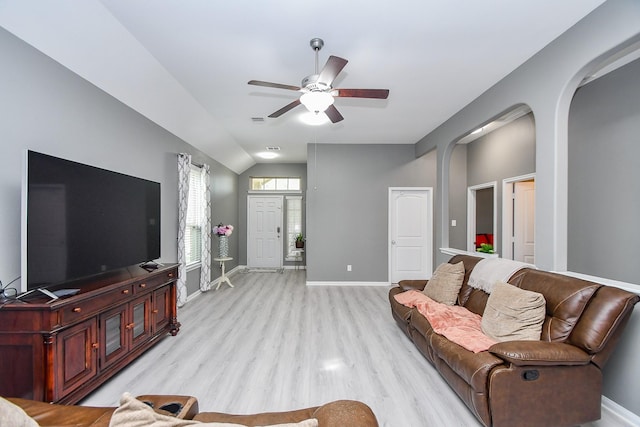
(295, 233, 305, 248)
(477, 243, 495, 254)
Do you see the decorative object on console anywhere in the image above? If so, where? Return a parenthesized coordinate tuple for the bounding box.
(296, 233, 305, 248)
(213, 224, 234, 258)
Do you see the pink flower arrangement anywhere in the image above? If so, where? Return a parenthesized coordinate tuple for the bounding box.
(213, 223, 234, 236)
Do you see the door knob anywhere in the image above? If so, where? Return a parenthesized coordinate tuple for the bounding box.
(391, 240, 396, 245)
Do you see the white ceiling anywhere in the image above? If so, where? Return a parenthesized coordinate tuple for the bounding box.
(0, 0, 607, 173)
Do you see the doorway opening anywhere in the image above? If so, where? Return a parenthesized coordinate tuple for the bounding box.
(467, 182, 497, 254)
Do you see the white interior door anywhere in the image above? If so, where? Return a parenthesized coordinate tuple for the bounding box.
(247, 196, 283, 268)
(514, 181, 536, 264)
(389, 188, 433, 283)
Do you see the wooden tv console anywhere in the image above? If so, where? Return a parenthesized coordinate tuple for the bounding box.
(0, 263, 179, 404)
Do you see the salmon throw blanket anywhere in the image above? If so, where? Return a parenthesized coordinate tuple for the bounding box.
(394, 290, 496, 353)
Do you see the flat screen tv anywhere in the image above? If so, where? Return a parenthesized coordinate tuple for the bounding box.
(21, 150, 161, 293)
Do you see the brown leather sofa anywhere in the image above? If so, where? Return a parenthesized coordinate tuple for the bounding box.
(389, 255, 639, 427)
(6, 394, 378, 426)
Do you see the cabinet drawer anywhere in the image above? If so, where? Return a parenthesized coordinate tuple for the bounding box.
(61, 286, 133, 325)
(133, 271, 175, 294)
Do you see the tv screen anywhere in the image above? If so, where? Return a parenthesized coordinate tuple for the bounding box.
(22, 150, 160, 291)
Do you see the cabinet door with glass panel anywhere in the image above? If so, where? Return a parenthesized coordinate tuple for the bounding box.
(99, 295, 152, 369)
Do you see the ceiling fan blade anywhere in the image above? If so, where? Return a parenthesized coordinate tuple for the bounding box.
(248, 80, 300, 91)
(317, 56, 348, 87)
(324, 104, 344, 123)
(268, 99, 302, 118)
(335, 89, 389, 99)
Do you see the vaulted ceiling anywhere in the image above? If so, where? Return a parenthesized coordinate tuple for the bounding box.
(0, 0, 606, 173)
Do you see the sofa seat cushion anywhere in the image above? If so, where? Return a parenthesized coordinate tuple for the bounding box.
(429, 333, 504, 391)
(397, 291, 497, 353)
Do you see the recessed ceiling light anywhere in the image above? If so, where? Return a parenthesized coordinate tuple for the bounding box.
(257, 151, 279, 159)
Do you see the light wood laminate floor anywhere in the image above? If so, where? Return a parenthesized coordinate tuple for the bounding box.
(81, 270, 615, 426)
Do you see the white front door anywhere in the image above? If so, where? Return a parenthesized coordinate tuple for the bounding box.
(389, 188, 433, 283)
(247, 196, 283, 268)
(514, 180, 536, 264)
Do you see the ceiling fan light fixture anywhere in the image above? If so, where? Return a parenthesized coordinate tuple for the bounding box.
(300, 91, 334, 114)
(300, 111, 330, 126)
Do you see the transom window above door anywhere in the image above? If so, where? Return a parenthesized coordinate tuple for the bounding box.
(250, 177, 301, 191)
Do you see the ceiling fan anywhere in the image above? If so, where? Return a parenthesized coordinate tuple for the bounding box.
(248, 38, 389, 123)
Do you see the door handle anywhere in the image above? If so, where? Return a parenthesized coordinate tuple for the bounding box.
(277, 226, 281, 233)
(391, 240, 396, 245)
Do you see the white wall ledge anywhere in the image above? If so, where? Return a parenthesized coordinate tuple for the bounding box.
(439, 247, 499, 259)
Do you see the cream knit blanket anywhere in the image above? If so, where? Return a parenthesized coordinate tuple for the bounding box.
(467, 258, 535, 293)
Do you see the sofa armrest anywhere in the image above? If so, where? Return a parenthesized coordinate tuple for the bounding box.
(488, 341, 592, 366)
(397, 279, 428, 292)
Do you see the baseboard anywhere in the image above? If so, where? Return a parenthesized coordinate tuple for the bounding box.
(306, 281, 390, 287)
(601, 396, 640, 426)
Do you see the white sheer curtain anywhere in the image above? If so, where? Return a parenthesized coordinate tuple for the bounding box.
(199, 164, 213, 291)
(176, 153, 191, 307)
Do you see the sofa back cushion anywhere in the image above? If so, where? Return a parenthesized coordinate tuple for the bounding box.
(448, 255, 484, 313)
(570, 285, 639, 360)
(508, 269, 600, 342)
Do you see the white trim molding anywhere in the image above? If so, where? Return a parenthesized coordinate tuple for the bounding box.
(439, 247, 498, 259)
(306, 281, 391, 287)
(601, 396, 640, 427)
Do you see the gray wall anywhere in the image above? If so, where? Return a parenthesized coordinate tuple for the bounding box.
(568, 58, 640, 409)
(568, 58, 640, 284)
(306, 144, 436, 282)
(0, 28, 239, 300)
(238, 163, 307, 266)
(448, 145, 468, 249)
(415, 0, 640, 416)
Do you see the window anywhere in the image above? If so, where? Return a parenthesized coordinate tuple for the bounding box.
(286, 196, 303, 259)
(251, 177, 301, 191)
(185, 165, 204, 266)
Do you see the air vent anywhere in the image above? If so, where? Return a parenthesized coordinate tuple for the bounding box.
(251, 117, 265, 122)
(266, 146, 281, 151)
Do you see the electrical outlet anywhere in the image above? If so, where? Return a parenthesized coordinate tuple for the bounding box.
(347, 265, 352, 272)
